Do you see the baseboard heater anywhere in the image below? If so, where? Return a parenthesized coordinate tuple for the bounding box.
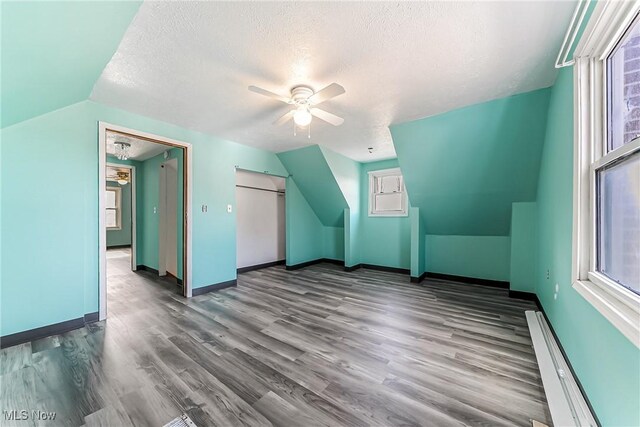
(526, 311, 597, 427)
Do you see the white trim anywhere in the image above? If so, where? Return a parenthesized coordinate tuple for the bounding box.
(574, 276, 640, 347)
(99, 129, 107, 320)
(99, 122, 194, 322)
(367, 167, 409, 217)
(574, 1, 640, 60)
(592, 136, 640, 170)
(106, 162, 137, 271)
(555, 0, 592, 68)
(571, 3, 640, 348)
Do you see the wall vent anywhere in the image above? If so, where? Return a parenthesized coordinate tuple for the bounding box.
(164, 414, 198, 427)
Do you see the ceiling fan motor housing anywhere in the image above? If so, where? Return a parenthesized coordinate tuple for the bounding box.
(291, 86, 314, 105)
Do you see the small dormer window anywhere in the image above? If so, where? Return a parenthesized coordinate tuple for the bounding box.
(368, 168, 408, 217)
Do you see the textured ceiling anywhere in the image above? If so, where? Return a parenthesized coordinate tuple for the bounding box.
(106, 131, 168, 161)
(92, 1, 575, 162)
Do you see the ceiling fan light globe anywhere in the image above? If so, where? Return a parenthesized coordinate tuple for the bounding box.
(117, 179, 128, 186)
(293, 108, 312, 127)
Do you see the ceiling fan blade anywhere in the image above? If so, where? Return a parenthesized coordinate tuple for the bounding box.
(248, 85, 292, 104)
(273, 110, 295, 126)
(310, 108, 344, 126)
(308, 83, 345, 105)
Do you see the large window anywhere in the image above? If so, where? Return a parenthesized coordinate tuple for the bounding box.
(573, 1, 640, 347)
(599, 16, 640, 295)
(368, 168, 408, 217)
(106, 186, 122, 230)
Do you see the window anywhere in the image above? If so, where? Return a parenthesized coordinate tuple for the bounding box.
(106, 186, 122, 230)
(368, 168, 408, 217)
(573, 1, 640, 347)
(598, 15, 640, 295)
(597, 155, 640, 293)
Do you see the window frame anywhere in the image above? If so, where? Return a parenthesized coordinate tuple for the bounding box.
(368, 168, 408, 217)
(573, 0, 640, 348)
(106, 185, 122, 231)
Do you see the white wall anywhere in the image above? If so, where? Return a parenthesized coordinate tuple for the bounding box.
(236, 170, 285, 268)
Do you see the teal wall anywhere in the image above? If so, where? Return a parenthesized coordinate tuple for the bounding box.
(1, 1, 141, 127)
(323, 226, 345, 261)
(360, 159, 411, 269)
(1, 100, 289, 336)
(285, 178, 324, 266)
(344, 208, 361, 267)
(321, 147, 361, 266)
(510, 202, 537, 292)
(277, 146, 347, 227)
(106, 180, 132, 247)
(410, 207, 426, 278)
(535, 67, 640, 426)
(392, 88, 551, 236)
(425, 235, 511, 282)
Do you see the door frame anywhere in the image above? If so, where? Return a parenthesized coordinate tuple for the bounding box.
(99, 122, 194, 321)
(105, 162, 137, 271)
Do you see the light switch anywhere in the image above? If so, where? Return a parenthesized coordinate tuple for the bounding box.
(227, 204, 233, 213)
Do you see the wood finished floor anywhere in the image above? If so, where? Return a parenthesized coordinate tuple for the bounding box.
(0, 249, 551, 427)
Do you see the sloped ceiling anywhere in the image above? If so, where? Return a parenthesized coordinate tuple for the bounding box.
(392, 88, 551, 236)
(277, 145, 347, 227)
(90, 1, 576, 161)
(320, 147, 361, 211)
(0, 1, 141, 128)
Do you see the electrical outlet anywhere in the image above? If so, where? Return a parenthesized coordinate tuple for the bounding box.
(201, 205, 208, 213)
(554, 292, 558, 300)
(153, 206, 157, 214)
(227, 204, 232, 213)
(546, 269, 550, 280)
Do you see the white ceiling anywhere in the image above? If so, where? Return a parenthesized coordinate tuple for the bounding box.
(106, 131, 168, 161)
(92, 1, 575, 162)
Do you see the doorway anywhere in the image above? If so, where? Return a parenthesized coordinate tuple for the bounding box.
(98, 122, 193, 321)
(105, 162, 136, 271)
(236, 169, 286, 272)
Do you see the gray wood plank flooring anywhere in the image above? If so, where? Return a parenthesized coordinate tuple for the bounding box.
(0, 249, 551, 426)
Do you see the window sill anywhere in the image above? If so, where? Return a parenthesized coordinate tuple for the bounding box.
(368, 213, 409, 218)
(572, 273, 640, 348)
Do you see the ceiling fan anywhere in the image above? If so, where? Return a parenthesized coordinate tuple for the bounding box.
(248, 83, 345, 133)
(107, 169, 130, 186)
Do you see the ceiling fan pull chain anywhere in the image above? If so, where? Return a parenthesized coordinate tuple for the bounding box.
(308, 122, 311, 139)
